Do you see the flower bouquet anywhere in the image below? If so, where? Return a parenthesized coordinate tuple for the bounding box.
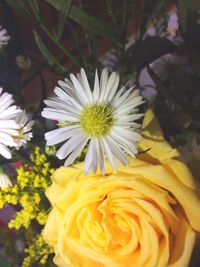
(0, 1, 200, 267)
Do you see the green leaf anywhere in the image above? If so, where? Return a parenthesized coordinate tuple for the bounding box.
(148, 66, 192, 131)
(136, 36, 177, 70)
(177, 0, 200, 34)
(6, 0, 31, 18)
(28, 0, 41, 21)
(34, 31, 68, 75)
(57, 0, 73, 40)
(177, 0, 200, 50)
(46, 0, 120, 43)
(0, 255, 10, 267)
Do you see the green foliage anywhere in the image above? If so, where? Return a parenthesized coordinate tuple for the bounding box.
(57, 0, 73, 40)
(34, 31, 68, 75)
(177, 0, 200, 34)
(0, 148, 55, 266)
(0, 255, 10, 267)
(46, 0, 120, 43)
(6, 0, 31, 18)
(136, 37, 177, 70)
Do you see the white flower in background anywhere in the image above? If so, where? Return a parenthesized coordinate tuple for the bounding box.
(42, 68, 144, 175)
(15, 55, 32, 70)
(0, 87, 21, 159)
(0, 26, 10, 48)
(0, 172, 12, 187)
(13, 110, 34, 149)
(0, 88, 34, 159)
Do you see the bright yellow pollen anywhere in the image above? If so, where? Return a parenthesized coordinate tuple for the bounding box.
(80, 104, 114, 137)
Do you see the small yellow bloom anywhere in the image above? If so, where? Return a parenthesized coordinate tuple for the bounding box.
(43, 110, 200, 267)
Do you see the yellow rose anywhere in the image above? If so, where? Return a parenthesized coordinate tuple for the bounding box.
(43, 110, 200, 267)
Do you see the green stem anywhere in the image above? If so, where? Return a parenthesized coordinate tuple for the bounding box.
(106, 0, 120, 35)
(40, 24, 81, 69)
(66, 21, 86, 68)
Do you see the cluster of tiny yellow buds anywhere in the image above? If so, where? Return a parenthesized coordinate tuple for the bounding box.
(1, 147, 54, 231)
(17, 168, 29, 189)
(22, 233, 53, 267)
(9, 206, 36, 229)
(0, 147, 55, 265)
(36, 210, 48, 225)
(0, 185, 19, 208)
(33, 192, 41, 205)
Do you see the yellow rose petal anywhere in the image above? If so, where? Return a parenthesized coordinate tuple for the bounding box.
(140, 109, 179, 161)
(169, 207, 196, 267)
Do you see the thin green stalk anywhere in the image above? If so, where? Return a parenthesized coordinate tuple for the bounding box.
(121, 0, 130, 37)
(106, 0, 120, 35)
(40, 24, 81, 68)
(66, 21, 86, 68)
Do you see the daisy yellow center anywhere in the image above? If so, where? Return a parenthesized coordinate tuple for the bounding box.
(80, 104, 114, 137)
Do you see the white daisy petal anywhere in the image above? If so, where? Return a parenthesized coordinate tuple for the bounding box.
(45, 126, 81, 146)
(0, 132, 14, 142)
(99, 68, 108, 101)
(103, 71, 117, 101)
(0, 105, 21, 119)
(64, 135, 88, 166)
(105, 136, 128, 165)
(56, 132, 85, 160)
(98, 140, 106, 175)
(111, 85, 126, 101)
(112, 86, 135, 107)
(0, 89, 32, 158)
(42, 68, 144, 175)
(61, 79, 83, 104)
(110, 131, 138, 157)
(13, 111, 34, 149)
(80, 68, 93, 103)
(102, 137, 118, 171)
(70, 73, 89, 104)
(44, 99, 80, 116)
(106, 74, 120, 102)
(42, 109, 78, 122)
(91, 139, 98, 173)
(0, 173, 12, 187)
(93, 69, 100, 102)
(54, 87, 82, 111)
(84, 139, 95, 175)
(0, 128, 19, 136)
(0, 144, 12, 159)
(0, 120, 19, 129)
(113, 126, 142, 141)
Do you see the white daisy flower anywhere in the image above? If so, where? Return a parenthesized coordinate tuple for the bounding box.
(42, 68, 144, 175)
(0, 87, 21, 159)
(13, 110, 34, 149)
(0, 172, 12, 188)
(0, 26, 10, 48)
